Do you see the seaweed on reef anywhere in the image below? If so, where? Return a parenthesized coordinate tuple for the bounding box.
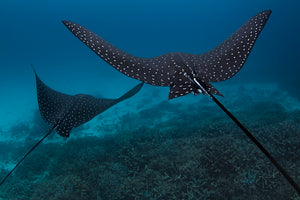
(138, 101, 182, 120)
(116, 100, 186, 132)
(0, 142, 17, 160)
(31, 175, 92, 200)
(232, 101, 287, 130)
(289, 109, 300, 122)
(1, 97, 299, 199)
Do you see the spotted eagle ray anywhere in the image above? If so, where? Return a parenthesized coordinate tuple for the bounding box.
(0, 70, 143, 186)
(62, 10, 300, 194)
(63, 11, 271, 99)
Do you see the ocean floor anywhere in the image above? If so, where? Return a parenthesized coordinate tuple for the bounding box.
(0, 82, 299, 199)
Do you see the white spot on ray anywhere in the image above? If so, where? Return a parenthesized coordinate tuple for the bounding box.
(63, 10, 271, 98)
(35, 71, 142, 137)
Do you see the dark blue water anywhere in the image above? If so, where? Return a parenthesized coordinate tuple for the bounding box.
(0, 0, 299, 199)
(0, 0, 299, 126)
(0, 0, 299, 123)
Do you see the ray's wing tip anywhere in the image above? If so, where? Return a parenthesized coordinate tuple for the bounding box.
(262, 10, 272, 14)
(134, 82, 144, 92)
(62, 20, 74, 27)
(31, 65, 40, 80)
(260, 10, 272, 19)
(30, 64, 37, 74)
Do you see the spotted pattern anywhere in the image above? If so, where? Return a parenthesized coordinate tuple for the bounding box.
(195, 10, 272, 82)
(63, 20, 174, 87)
(35, 72, 143, 137)
(62, 10, 271, 99)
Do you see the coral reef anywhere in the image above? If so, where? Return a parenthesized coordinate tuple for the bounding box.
(0, 86, 299, 200)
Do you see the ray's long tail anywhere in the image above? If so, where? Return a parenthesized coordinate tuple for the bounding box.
(188, 77, 300, 195)
(0, 123, 58, 187)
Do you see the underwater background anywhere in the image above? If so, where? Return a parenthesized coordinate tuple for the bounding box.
(0, 0, 299, 199)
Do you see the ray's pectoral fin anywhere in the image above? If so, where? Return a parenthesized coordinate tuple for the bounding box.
(34, 70, 73, 125)
(56, 122, 72, 137)
(168, 74, 223, 99)
(196, 10, 272, 83)
(199, 81, 223, 97)
(116, 82, 144, 103)
(168, 83, 192, 100)
(53, 82, 144, 137)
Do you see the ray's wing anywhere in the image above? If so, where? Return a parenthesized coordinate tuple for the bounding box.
(62, 21, 175, 87)
(63, 10, 271, 100)
(166, 10, 272, 99)
(56, 82, 143, 137)
(56, 94, 114, 137)
(192, 10, 272, 82)
(115, 82, 144, 103)
(34, 72, 73, 125)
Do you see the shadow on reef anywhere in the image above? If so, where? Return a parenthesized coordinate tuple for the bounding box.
(0, 100, 299, 200)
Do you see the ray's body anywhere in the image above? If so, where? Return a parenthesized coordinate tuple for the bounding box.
(35, 72, 143, 137)
(62, 10, 300, 195)
(63, 10, 271, 99)
(0, 71, 143, 186)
